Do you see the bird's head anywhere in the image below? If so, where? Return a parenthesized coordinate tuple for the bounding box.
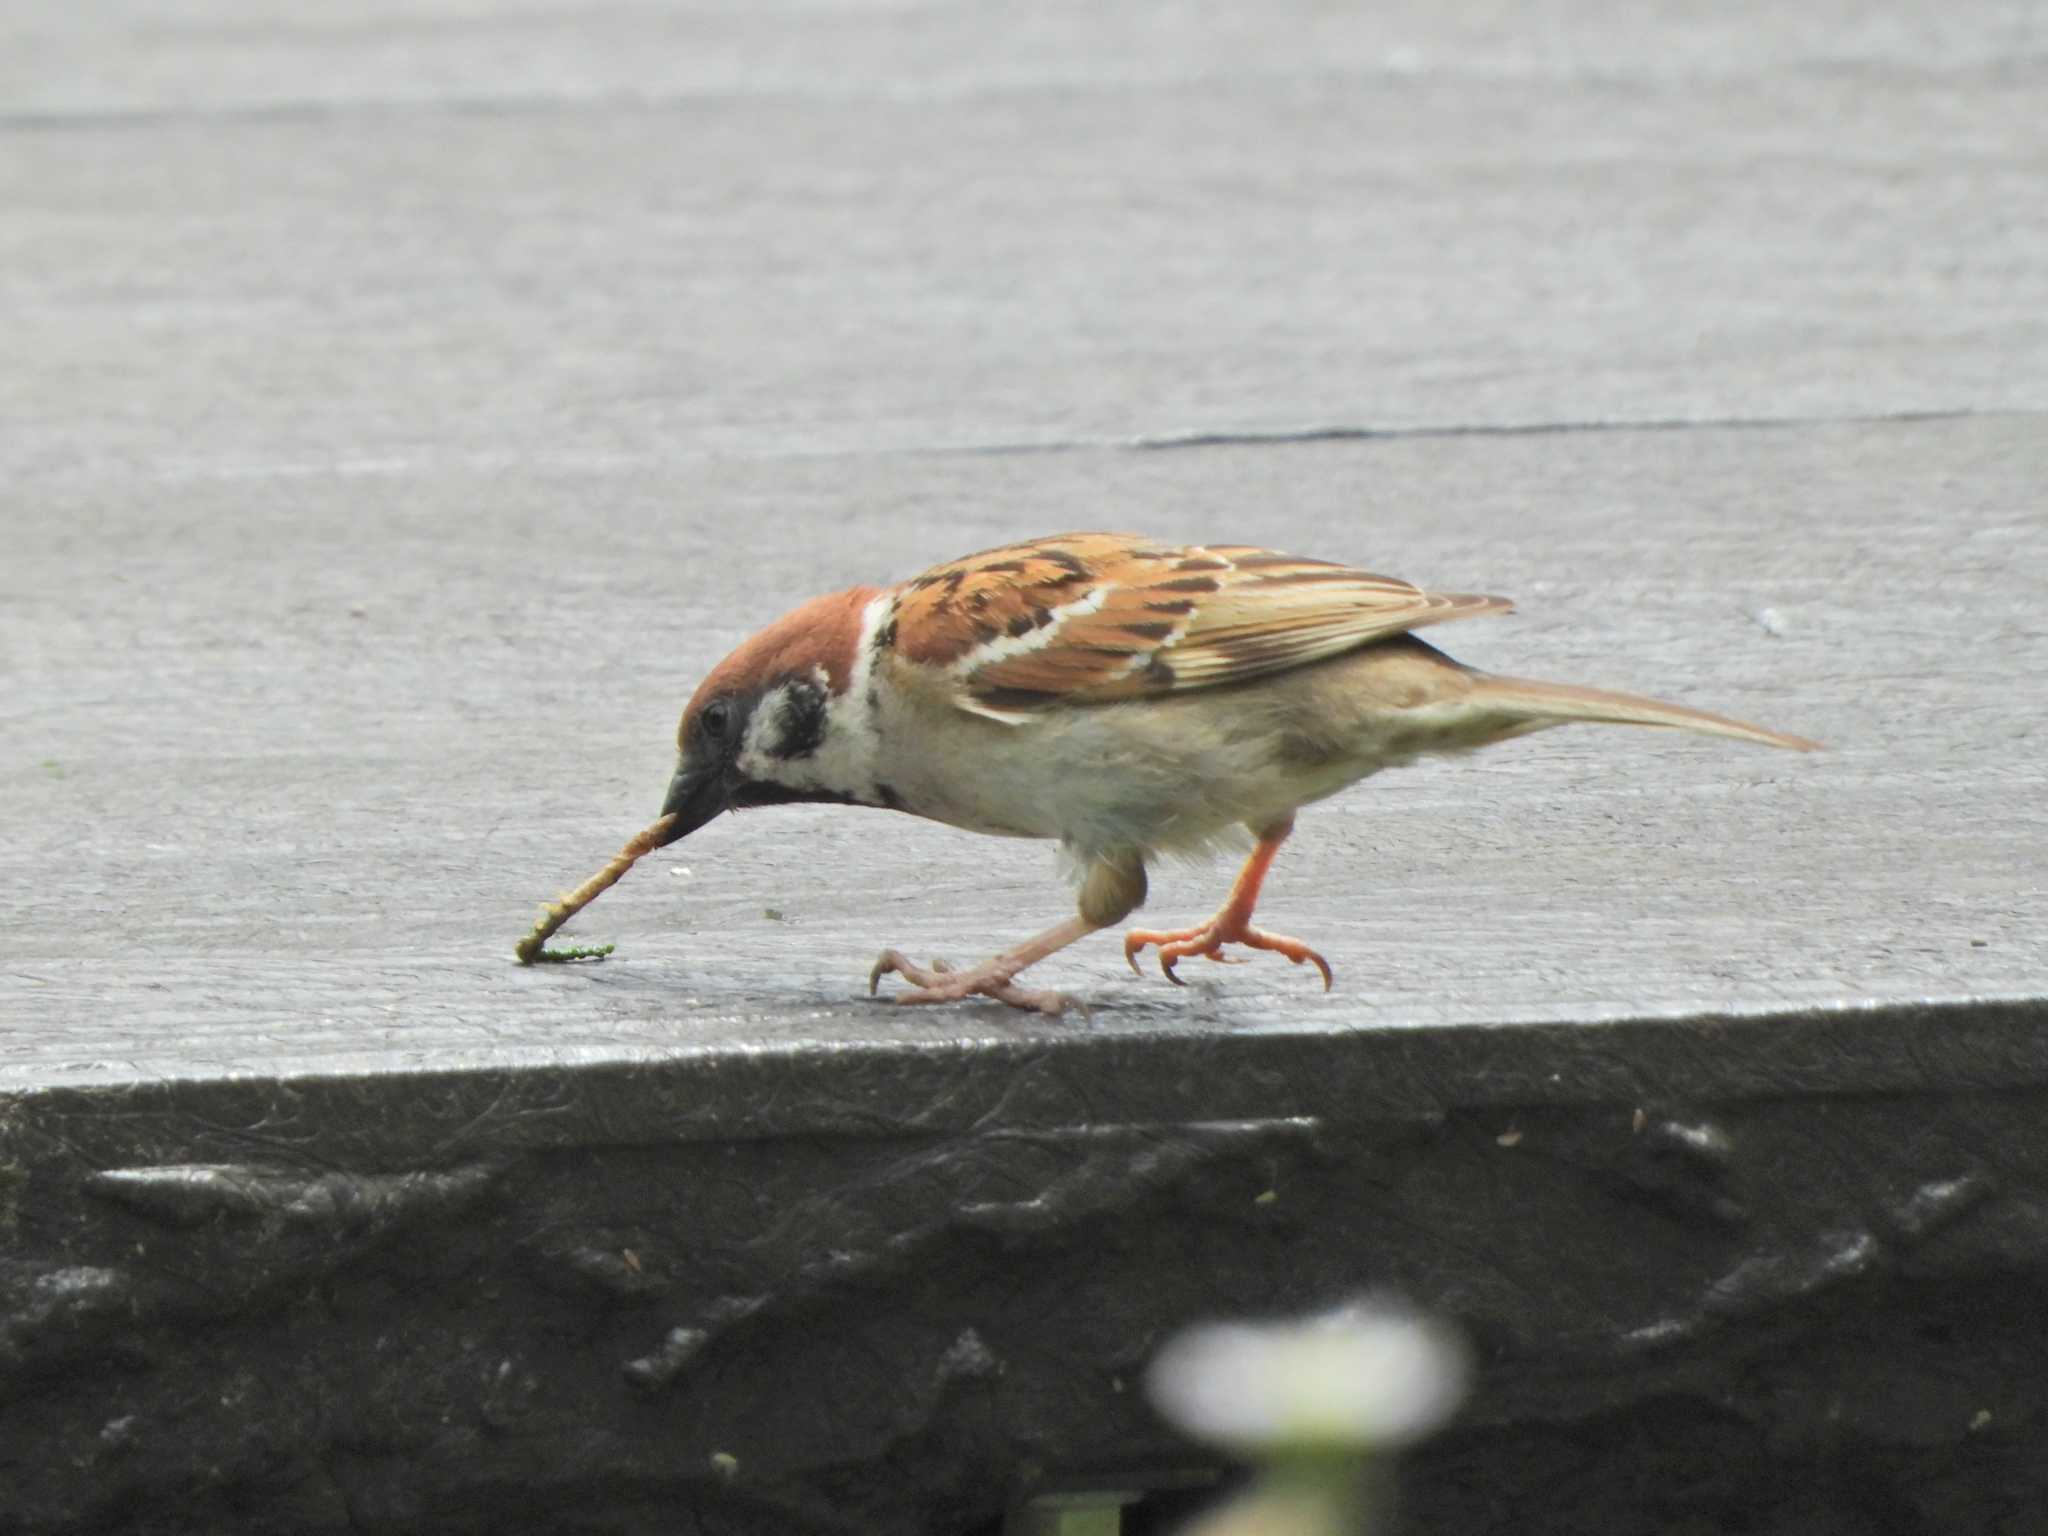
(654, 585, 883, 847)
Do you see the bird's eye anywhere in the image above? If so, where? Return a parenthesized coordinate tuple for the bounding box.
(701, 700, 732, 740)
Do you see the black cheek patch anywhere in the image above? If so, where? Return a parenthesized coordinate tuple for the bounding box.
(768, 678, 829, 760)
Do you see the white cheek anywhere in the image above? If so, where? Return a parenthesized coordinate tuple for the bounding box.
(738, 668, 877, 795)
(806, 693, 877, 792)
(735, 694, 783, 778)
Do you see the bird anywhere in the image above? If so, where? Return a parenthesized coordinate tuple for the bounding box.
(651, 532, 1819, 1014)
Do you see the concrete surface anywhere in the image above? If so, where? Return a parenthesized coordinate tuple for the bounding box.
(3, 0, 2045, 1085)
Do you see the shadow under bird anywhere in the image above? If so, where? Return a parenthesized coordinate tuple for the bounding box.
(650, 532, 1819, 1013)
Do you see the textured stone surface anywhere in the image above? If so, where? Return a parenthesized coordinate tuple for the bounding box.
(3, 1, 2045, 1531)
(7, 1005, 2048, 1533)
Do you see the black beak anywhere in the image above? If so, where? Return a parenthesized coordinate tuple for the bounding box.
(655, 758, 727, 846)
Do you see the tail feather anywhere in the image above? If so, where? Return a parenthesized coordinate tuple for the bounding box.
(1465, 672, 1822, 752)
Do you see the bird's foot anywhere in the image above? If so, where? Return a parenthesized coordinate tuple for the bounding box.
(1123, 917, 1334, 990)
(868, 950, 1071, 1016)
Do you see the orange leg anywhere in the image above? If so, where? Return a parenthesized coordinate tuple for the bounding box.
(870, 915, 1099, 1016)
(1123, 817, 1333, 990)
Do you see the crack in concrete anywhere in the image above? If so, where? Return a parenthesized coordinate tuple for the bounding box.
(924, 407, 2031, 462)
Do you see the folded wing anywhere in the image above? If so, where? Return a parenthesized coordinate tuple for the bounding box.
(887, 532, 1511, 720)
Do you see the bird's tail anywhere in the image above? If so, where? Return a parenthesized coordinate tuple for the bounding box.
(1463, 672, 1822, 752)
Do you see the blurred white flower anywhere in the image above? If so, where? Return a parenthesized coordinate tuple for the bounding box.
(1147, 1297, 1470, 1455)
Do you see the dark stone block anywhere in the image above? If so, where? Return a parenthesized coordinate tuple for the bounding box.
(5, 1000, 2045, 1533)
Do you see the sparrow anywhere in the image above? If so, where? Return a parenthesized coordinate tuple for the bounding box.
(652, 532, 1818, 1014)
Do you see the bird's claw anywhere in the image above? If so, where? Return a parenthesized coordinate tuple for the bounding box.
(1123, 922, 1334, 991)
(868, 949, 913, 995)
(868, 949, 1069, 1015)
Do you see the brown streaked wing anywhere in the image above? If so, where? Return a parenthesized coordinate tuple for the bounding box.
(891, 533, 1512, 716)
(889, 532, 1178, 671)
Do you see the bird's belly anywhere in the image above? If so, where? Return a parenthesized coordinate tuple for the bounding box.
(874, 688, 1379, 855)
